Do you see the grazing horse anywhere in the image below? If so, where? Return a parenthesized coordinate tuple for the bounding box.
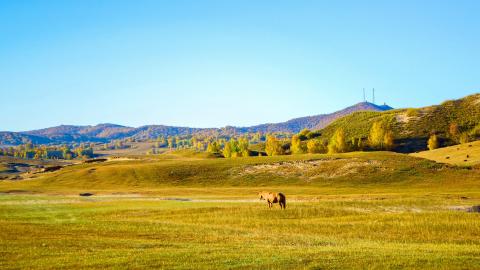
(258, 192, 286, 209)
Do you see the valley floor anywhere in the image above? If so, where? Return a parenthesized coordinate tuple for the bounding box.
(0, 152, 479, 269)
(1, 189, 479, 269)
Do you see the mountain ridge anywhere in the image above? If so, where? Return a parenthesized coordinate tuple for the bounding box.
(0, 102, 393, 146)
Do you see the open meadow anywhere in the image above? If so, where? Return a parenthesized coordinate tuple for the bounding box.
(1, 152, 479, 269)
(411, 140, 480, 166)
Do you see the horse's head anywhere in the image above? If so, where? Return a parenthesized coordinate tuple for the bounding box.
(258, 192, 264, 200)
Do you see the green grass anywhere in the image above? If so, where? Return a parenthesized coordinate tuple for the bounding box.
(411, 140, 480, 166)
(1, 194, 479, 269)
(1, 151, 477, 194)
(1, 152, 480, 269)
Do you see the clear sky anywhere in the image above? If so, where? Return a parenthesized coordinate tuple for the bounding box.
(1, 0, 479, 131)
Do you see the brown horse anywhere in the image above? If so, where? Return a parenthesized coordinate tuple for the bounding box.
(258, 192, 286, 209)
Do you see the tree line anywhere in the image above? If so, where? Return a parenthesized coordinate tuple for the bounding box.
(0, 143, 95, 160)
(427, 122, 475, 150)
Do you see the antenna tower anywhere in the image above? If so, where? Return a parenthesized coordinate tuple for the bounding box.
(372, 88, 375, 104)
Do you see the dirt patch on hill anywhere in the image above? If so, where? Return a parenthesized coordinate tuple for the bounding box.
(240, 158, 384, 181)
(395, 113, 412, 123)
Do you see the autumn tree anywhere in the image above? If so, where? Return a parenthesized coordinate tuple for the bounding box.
(207, 141, 220, 153)
(290, 135, 306, 154)
(328, 128, 347, 154)
(191, 137, 198, 149)
(427, 134, 439, 150)
(449, 123, 459, 140)
(265, 135, 284, 156)
(383, 130, 395, 150)
(238, 137, 250, 157)
(222, 142, 232, 158)
(368, 120, 395, 150)
(298, 129, 311, 140)
(307, 139, 325, 154)
(368, 121, 385, 149)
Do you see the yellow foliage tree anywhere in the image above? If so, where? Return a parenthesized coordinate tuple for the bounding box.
(290, 135, 306, 154)
(207, 141, 220, 153)
(427, 134, 439, 150)
(307, 139, 325, 154)
(265, 135, 284, 156)
(222, 142, 232, 158)
(368, 121, 385, 149)
(383, 131, 395, 150)
(238, 137, 250, 157)
(328, 128, 347, 154)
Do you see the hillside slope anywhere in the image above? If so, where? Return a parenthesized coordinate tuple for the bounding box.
(0, 132, 52, 146)
(315, 93, 480, 152)
(235, 102, 393, 133)
(1, 151, 478, 193)
(411, 140, 480, 166)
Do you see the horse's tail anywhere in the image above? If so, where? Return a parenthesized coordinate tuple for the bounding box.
(279, 193, 286, 209)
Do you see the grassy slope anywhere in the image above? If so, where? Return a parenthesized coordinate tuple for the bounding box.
(95, 141, 160, 156)
(411, 140, 480, 166)
(1, 152, 480, 269)
(1, 151, 478, 194)
(316, 93, 480, 152)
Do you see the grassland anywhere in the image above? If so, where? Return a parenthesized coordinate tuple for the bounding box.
(94, 141, 161, 156)
(1, 152, 480, 269)
(411, 140, 480, 166)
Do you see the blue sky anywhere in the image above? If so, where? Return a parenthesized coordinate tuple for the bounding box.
(1, 0, 479, 131)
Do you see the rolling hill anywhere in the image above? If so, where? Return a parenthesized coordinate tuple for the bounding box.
(0, 132, 52, 146)
(235, 101, 392, 133)
(0, 151, 475, 192)
(0, 101, 392, 146)
(314, 93, 480, 152)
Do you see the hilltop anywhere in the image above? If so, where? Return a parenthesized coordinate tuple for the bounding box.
(235, 101, 392, 133)
(0, 101, 392, 146)
(314, 93, 480, 152)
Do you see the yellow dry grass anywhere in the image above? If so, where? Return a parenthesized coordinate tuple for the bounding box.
(411, 140, 480, 166)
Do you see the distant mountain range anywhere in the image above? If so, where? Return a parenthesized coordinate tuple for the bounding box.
(0, 102, 392, 146)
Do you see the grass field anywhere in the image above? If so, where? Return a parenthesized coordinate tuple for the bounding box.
(1, 152, 480, 269)
(411, 140, 480, 166)
(95, 141, 162, 156)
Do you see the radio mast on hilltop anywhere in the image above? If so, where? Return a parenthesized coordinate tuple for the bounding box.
(363, 88, 366, 102)
(372, 88, 375, 104)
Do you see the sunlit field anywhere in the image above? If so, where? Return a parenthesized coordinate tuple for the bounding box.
(1, 193, 479, 269)
(1, 152, 479, 269)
